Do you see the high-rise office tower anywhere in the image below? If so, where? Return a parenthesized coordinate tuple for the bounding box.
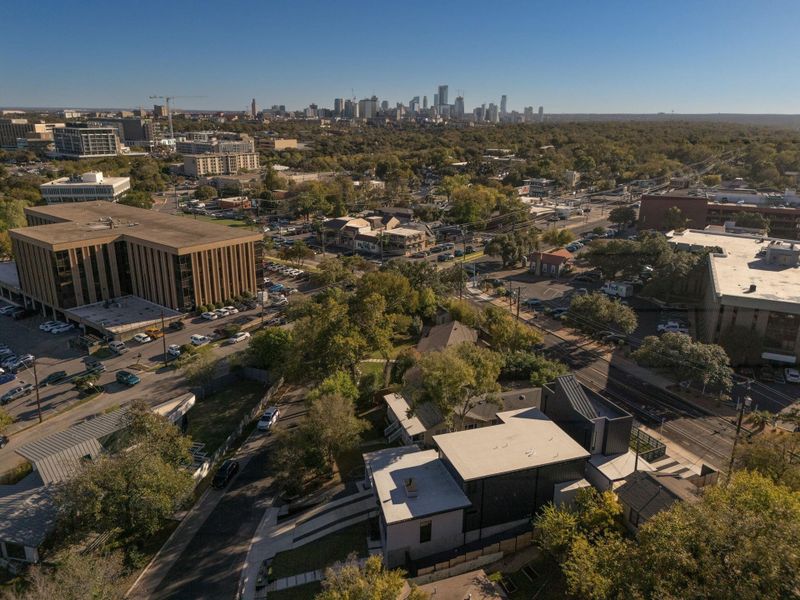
(524, 106, 534, 122)
(487, 103, 499, 123)
(409, 96, 420, 113)
(251, 98, 257, 119)
(538, 106, 544, 122)
(454, 96, 465, 119)
(381, 100, 389, 112)
(334, 98, 344, 116)
(500, 95, 507, 116)
(422, 96, 428, 110)
(433, 93, 439, 107)
(438, 85, 448, 106)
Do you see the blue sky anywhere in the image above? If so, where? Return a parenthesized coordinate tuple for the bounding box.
(2, 0, 799, 113)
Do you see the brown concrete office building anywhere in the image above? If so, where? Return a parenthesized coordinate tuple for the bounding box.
(9, 203, 263, 315)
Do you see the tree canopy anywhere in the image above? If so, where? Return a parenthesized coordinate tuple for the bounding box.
(566, 293, 638, 336)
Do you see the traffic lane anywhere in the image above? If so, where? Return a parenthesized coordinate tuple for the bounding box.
(152, 390, 306, 600)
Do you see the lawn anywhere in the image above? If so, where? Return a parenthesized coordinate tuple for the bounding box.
(266, 582, 321, 600)
(178, 213, 256, 229)
(186, 379, 266, 453)
(366, 334, 417, 359)
(270, 523, 368, 579)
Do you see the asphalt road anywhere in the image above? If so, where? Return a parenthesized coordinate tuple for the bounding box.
(151, 387, 307, 599)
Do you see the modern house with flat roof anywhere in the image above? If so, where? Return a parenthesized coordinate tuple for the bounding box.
(615, 471, 701, 533)
(40, 171, 131, 204)
(6, 203, 262, 323)
(366, 408, 589, 567)
(668, 229, 800, 364)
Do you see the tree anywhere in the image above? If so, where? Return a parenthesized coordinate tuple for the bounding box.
(482, 305, 542, 352)
(60, 404, 193, 540)
(280, 240, 314, 266)
(118, 190, 154, 209)
(608, 206, 636, 229)
(263, 166, 287, 191)
(662, 206, 689, 231)
(633, 332, 733, 394)
(316, 554, 428, 600)
(181, 345, 216, 389)
(305, 393, 367, 466)
(307, 371, 359, 404)
(735, 430, 800, 491)
(248, 328, 292, 372)
(702, 174, 722, 186)
(567, 293, 638, 336)
(408, 343, 502, 430)
(733, 211, 769, 230)
(8, 551, 125, 600)
(583, 239, 642, 280)
(448, 185, 507, 225)
(194, 185, 216, 200)
(541, 228, 575, 249)
(484, 229, 539, 268)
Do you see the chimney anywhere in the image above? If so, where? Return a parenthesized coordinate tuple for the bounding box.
(403, 478, 418, 498)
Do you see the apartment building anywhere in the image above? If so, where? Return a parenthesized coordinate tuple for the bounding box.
(53, 123, 120, 158)
(176, 135, 254, 155)
(183, 152, 259, 177)
(9, 203, 262, 315)
(40, 172, 131, 204)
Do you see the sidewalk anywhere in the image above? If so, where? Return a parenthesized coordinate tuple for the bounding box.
(126, 429, 271, 599)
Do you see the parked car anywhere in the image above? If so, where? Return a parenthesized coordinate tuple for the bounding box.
(1, 384, 34, 404)
(257, 407, 280, 431)
(268, 283, 285, 294)
(411, 251, 427, 258)
(0, 373, 16, 385)
(212, 459, 240, 488)
(0, 435, 7, 449)
(602, 333, 627, 345)
(109, 340, 128, 354)
(550, 308, 569, 319)
(227, 331, 251, 344)
(0, 305, 18, 315)
(223, 305, 239, 315)
(523, 298, 542, 308)
(657, 321, 689, 334)
(168, 320, 185, 331)
(39, 370, 67, 387)
(133, 333, 152, 344)
(39, 320, 63, 332)
(271, 296, 288, 307)
(144, 327, 164, 339)
(465, 245, 475, 253)
(190, 334, 210, 346)
(214, 308, 230, 318)
(785, 368, 800, 384)
(115, 370, 140, 386)
(201, 311, 219, 321)
(167, 344, 182, 358)
(87, 360, 106, 373)
(1, 356, 19, 370)
(49, 322, 74, 334)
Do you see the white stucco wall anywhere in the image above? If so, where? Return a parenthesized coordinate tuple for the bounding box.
(384, 509, 464, 568)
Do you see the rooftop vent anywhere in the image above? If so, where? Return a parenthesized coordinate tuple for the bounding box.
(403, 478, 418, 498)
(748, 284, 757, 293)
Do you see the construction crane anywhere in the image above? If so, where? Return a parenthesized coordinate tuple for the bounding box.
(148, 95, 206, 140)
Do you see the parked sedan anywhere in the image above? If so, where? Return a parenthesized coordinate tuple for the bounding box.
(257, 407, 280, 431)
(49, 323, 74, 334)
(1, 384, 34, 404)
(201, 311, 219, 321)
(167, 344, 182, 358)
(190, 334, 210, 346)
(212, 459, 240, 489)
(39, 320, 63, 332)
(214, 308, 230, 318)
(0, 373, 16, 385)
(168, 320, 186, 331)
(132, 333, 152, 344)
(785, 368, 800, 384)
(226, 331, 251, 345)
(39, 370, 68, 387)
(223, 305, 239, 315)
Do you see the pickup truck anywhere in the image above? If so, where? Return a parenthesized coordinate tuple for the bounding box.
(601, 281, 634, 298)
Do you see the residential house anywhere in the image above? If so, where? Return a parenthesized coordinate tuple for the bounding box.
(415, 320, 478, 353)
(529, 249, 572, 278)
(615, 471, 701, 533)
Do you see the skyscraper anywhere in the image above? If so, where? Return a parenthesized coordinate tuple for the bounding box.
(538, 106, 544, 122)
(500, 95, 507, 116)
(454, 96, 465, 119)
(438, 85, 449, 106)
(334, 98, 345, 116)
(251, 98, 257, 119)
(422, 95, 428, 110)
(433, 93, 439, 107)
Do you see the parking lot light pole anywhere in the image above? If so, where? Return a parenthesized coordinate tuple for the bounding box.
(161, 311, 168, 369)
(31, 360, 42, 424)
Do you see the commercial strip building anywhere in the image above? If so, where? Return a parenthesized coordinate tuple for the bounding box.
(183, 152, 260, 177)
(668, 228, 800, 364)
(324, 216, 431, 256)
(53, 123, 120, 158)
(5, 203, 262, 326)
(639, 189, 800, 240)
(39, 171, 131, 204)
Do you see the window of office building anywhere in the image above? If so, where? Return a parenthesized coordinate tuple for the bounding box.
(763, 312, 799, 352)
(419, 520, 432, 544)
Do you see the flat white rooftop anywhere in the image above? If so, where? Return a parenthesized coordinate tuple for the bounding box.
(384, 393, 426, 438)
(668, 229, 800, 313)
(364, 447, 471, 525)
(434, 408, 590, 482)
(589, 450, 654, 483)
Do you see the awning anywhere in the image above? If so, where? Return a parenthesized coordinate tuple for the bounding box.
(761, 352, 796, 364)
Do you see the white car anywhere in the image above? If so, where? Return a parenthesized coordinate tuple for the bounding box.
(223, 306, 239, 314)
(167, 344, 182, 358)
(257, 407, 280, 431)
(785, 368, 800, 384)
(190, 334, 210, 346)
(133, 333, 152, 344)
(227, 331, 251, 344)
(50, 323, 74, 334)
(201, 311, 219, 321)
(214, 308, 230, 318)
(271, 296, 288, 307)
(39, 320, 62, 332)
(657, 321, 689, 334)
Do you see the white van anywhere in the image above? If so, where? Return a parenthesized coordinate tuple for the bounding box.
(109, 341, 128, 354)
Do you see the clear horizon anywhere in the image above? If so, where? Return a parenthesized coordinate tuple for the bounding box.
(2, 0, 799, 113)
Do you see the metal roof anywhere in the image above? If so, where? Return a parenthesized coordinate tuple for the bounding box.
(555, 375, 598, 420)
(16, 409, 129, 485)
(616, 471, 699, 523)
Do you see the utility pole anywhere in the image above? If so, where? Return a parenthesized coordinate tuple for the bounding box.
(633, 427, 641, 472)
(161, 311, 168, 368)
(31, 360, 42, 423)
(728, 395, 752, 480)
(516, 287, 521, 320)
